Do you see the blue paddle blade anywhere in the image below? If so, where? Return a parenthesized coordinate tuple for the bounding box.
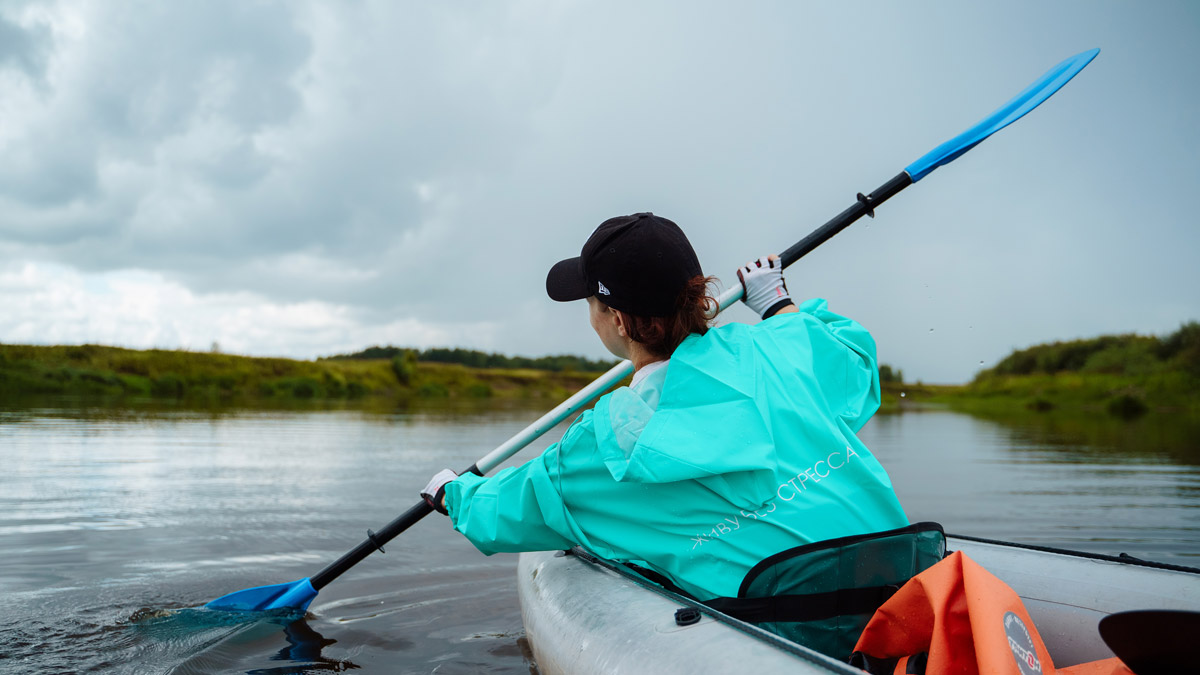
(905, 48, 1099, 183)
(205, 577, 317, 611)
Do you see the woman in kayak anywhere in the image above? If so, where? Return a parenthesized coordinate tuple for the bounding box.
(421, 212, 908, 601)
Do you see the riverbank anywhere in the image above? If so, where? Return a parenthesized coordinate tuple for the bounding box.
(5, 330, 1197, 417)
(881, 373, 1199, 418)
(882, 322, 1200, 417)
(0, 343, 605, 406)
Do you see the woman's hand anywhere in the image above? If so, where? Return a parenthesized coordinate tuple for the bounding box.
(421, 469, 457, 515)
(737, 255, 795, 319)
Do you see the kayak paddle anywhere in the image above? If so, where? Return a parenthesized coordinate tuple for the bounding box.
(1099, 609, 1200, 675)
(206, 48, 1099, 612)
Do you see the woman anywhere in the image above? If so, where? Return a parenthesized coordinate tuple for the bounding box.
(421, 212, 908, 601)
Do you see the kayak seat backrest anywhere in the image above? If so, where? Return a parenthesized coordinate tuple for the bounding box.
(705, 521, 946, 662)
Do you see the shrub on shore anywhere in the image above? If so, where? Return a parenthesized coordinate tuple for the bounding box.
(964, 322, 1199, 416)
(979, 322, 1199, 380)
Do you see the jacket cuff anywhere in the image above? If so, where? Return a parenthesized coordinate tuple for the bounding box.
(443, 471, 487, 523)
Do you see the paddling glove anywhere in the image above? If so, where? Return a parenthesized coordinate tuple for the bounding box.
(737, 255, 794, 319)
(421, 469, 457, 515)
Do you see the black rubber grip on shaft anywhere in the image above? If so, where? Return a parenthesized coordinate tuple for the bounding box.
(309, 462, 486, 590)
(779, 172, 912, 269)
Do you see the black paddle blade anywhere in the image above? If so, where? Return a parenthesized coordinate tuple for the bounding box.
(1098, 609, 1200, 675)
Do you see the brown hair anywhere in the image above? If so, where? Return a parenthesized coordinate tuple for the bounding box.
(619, 275, 718, 358)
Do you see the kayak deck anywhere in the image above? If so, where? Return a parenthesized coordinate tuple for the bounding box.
(518, 536, 1200, 674)
(519, 549, 858, 674)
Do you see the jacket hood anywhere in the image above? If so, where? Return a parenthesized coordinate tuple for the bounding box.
(592, 326, 780, 511)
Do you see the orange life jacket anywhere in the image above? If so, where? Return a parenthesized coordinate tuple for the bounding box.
(849, 550, 1132, 675)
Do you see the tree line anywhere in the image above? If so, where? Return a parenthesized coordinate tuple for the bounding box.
(323, 345, 618, 373)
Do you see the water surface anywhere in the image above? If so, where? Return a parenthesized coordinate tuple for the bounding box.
(861, 408, 1200, 562)
(1, 400, 1196, 672)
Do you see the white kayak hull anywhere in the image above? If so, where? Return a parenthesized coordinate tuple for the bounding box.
(517, 536, 1200, 674)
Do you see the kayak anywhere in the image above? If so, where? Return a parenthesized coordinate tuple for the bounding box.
(517, 535, 1200, 674)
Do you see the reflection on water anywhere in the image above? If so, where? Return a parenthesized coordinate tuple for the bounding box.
(271, 620, 353, 672)
(124, 607, 346, 674)
(1, 397, 1196, 672)
(142, 612, 359, 674)
(862, 408, 1200, 563)
(951, 406, 1200, 466)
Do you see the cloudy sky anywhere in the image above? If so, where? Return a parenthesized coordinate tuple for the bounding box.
(1, 1, 1197, 383)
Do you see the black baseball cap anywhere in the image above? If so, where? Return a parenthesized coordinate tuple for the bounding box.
(545, 212, 702, 317)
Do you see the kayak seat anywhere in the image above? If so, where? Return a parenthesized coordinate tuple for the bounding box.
(704, 521, 946, 662)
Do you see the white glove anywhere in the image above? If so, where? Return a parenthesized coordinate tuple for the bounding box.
(421, 469, 457, 515)
(737, 255, 794, 318)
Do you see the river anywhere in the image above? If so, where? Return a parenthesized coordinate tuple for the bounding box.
(2, 399, 1197, 673)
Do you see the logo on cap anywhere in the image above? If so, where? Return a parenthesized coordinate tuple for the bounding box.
(597, 281, 611, 296)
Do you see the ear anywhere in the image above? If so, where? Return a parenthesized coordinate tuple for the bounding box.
(611, 308, 629, 338)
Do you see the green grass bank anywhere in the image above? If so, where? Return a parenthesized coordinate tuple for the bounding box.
(0, 344, 604, 406)
(882, 322, 1200, 417)
(4, 321, 1197, 416)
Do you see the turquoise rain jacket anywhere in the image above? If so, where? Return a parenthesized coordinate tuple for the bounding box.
(444, 299, 908, 600)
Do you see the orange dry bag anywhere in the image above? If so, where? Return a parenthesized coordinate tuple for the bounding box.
(849, 551, 1131, 675)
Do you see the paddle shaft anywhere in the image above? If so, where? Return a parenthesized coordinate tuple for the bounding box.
(779, 172, 912, 269)
(308, 501, 428, 590)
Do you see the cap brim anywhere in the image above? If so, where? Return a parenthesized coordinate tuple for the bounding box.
(546, 256, 589, 302)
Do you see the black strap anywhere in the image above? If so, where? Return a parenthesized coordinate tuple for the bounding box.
(620, 561, 697, 599)
(849, 650, 928, 675)
(705, 584, 900, 624)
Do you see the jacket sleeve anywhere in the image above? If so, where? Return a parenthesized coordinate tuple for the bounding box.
(796, 298, 881, 432)
(442, 415, 593, 555)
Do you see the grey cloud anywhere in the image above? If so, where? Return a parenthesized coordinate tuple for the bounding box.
(0, 127, 99, 206)
(2, 1, 565, 304)
(117, 3, 565, 299)
(0, 1, 309, 209)
(82, 3, 310, 141)
(0, 11, 51, 79)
